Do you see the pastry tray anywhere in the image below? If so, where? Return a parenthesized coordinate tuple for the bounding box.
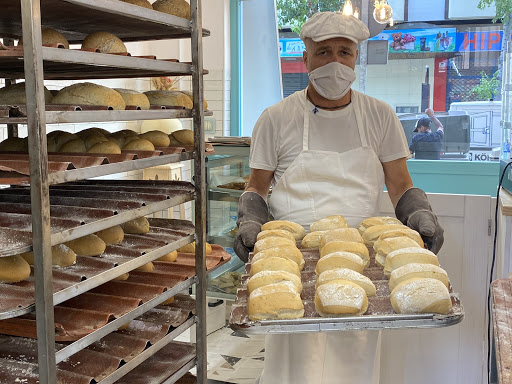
(229, 248, 464, 334)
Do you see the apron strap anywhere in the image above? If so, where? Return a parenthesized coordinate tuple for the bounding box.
(303, 90, 310, 151)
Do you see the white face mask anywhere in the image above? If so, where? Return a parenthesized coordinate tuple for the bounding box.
(308, 62, 356, 100)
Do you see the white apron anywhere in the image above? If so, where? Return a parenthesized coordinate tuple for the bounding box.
(262, 90, 384, 384)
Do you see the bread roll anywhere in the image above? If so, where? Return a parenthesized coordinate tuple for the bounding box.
(0, 255, 31, 283)
(374, 237, 421, 268)
(391, 278, 452, 314)
(319, 241, 369, 268)
(19, 27, 69, 49)
(111, 129, 138, 138)
(94, 225, 124, 245)
(310, 215, 348, 232)
(140, 130, 171, 147)
(88, 141, 122, 154)
(375, 228, 424, 248)
(54, 132, 78, 150)
(168, 135, 182, 146)
(301, 231, 327, 249)
(389, 263, 449, 292)
(317, 268, 376, 296)
(248, 281, 304, 321)
(122, 135, 140, 146)
(81, 31, 127, 53)
(152, 0, 191, 19)
(176, 242, 212, 254)
(20, 244, 76, 268)
(320, 228, 363, 248)
(261, 220, 306, 240)
(135, 262, 154, 272)
(64, 234, 106, 256)
(161, 296, 175, 305)
(362, 224, 407, 247)
(358, 216, 403, 234)
(107, 136, 125, 149)
(120, 0, 153, 9)
(253, 237, 296, 254)
(47, 136, 58, 152)
(250, 256, 301, 278)
(384, 247, 439, 278)
(252, 245, 304, 271)
(315, 279, 368, 316)
(0, 137, 28, 152)
(144, 90, 193, 108)
(113, 273, 129, 281)
(84, 134, 108, 150)
(58, 138, 87, 153)
(51, 82, 126, 110)
(257, 229, 296, 243)
(171, 129, 194, 145)
(114, 88, 150, 110)
(121, 217, 150, 234)
(76, 127, 111, 138)
(0, 82, 53, 104)
(180, 90, 208, 109)
(156, 250, 178, 262)
(248, 270, 303, 294)
(122, 138, 155, 151)
(315, 252, 364, 275)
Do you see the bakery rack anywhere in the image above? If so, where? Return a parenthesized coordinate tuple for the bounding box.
(0, 0, 209, 382)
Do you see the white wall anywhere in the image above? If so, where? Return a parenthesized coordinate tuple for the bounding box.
(449, 0, 496, 20)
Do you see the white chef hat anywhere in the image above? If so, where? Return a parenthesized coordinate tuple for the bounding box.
(300, 12, 370, 45)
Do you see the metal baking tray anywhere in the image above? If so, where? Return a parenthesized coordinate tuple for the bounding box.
(230, 248, 464, 333)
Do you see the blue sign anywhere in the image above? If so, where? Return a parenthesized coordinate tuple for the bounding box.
(369, 28, 457, 53)
(280, 39, 306, 57)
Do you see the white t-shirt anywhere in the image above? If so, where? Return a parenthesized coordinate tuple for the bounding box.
(249, 89, 410, 187)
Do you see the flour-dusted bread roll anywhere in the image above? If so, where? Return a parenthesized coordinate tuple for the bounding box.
(253, 237, 296, 254)
(310, 215, 348, 232)
(250, 256, 301, 278)
(140, 130, 171, 147)
(177, 242, 212, 254)
(358, 216, 403, 235)
(0, 255, 31, 283)
(51, 82, 126, 110)
(375, 228, 424, 248)
(389, 263, 449, 292)
(315, 279, 368, 316)
(64, 234, 106, 256)
(374, 237, 421, 268)
(122, 138, 155, 151)
(88, 141, 122, 154)
(121, 217, 150, 234)
(171, 129, 194, 145)
(135, 262, 154, 272)
(156, 250, 178, 262)
(120, 0, 153, 9)
(144, 90, 193, 109)
(320, 228, 363, 248)
(319, 241, 370, 268)
(94, 225, 124, 245)
(384, 247, 439, 279)
(248, 281, 304, 321)
(257, 229, 296, 243)
(390, 278, 452, 314)
(261, 220, 306, 240)
(315, 252, 364, 275)
(247, 270, 303, 294)
(252, 245, 304, 271)
(81, 31, 127, 53)
(301, 231, 327, 249)
(114, 88, 150, 110)
(316, 268, 376, 296)
(58, 138, 87, 153)
(362, 224, 407, 247)
(19, 27, 69, 49)
(20, 244, 76, 268)
(180, 90, 208, 109)
(152, 0, 191, 19)
(0, 82, 53, 105)
(0, 137, 28, 152)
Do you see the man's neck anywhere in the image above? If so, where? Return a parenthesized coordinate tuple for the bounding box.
(306, 83, 352, 110)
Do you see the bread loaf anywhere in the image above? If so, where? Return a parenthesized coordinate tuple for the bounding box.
(180, 90, 208, 109)
(252, 245, 304, 270)
(120, 0, 153, 9)
(375, 228, 424, 248)
(77, 127, 111, 138)
(114, 88, 150, 110)
(319, 241, 369, 268)
(257, 229, 296, 243)
(320, 228, 363, 248)
(169, 135, 182, 146)
(250, 256, 301, 278)
(19, 27, 69, 49)
(389, 263, 449, 292)
(20, 244, 76, 268)
(122, 138, 155, 151)
(140, 130, 171, 147)
(64, 234, 106, 256)
(315, 252, 365, 275)
(121, 217, 150, 234)
(315, 279, 368, 316)
(113, 272, 129, 281)
(253, 237, 296, 254)
(0, 255, 31, 283)
(317, 268, 376, 296)
(390, 278, 452, 314)
(53, 132, 78, 150)
(135, 262, 154, 272)
(156, 250, 178, 262)
(247, 270, 303, 294)
(51, 83, 126, 110)
(260, 220, 306, 240)
(177, 242, 212, 254)
(152, 0, 191, 19)
(0, 137, 28, 152)
(0, 82, 53, 104)
(81, 31, 127, 53)
(83, 134, 108, 150)
(362, 224, 407, 247)
(358, 216, 403, 234)
(161, 296, 175, 305)
(373, 237, 421, 268)
(384, 247, 439, 278)
(301, 231, 327, 249)
(310, 215, 348, 232)
(94, 225, 124, 245)
(144, 90, 193, 108)
(248, 281, 304, 321)
(58, 138, 87, 153)
(107, 136, 125, 149)
(88, 141, 122, 154)
(171, 129, 194, 145)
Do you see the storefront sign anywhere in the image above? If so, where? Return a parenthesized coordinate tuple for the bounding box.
(279, 39, 305, 57)
(370, 28, 457, 53)
(456, 31, 502, 52)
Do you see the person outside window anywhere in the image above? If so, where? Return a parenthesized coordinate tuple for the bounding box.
(409, 108, 444, 160)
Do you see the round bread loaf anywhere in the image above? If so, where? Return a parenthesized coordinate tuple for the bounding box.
(144, 90, 193, 109)
(0, 82, 53, 104)
(310, 215, 348, 232)
(301, 231, 327, 249)
(358, 217, 403, 235)
(362, 224, 407, 247)
(177, 242, 212, 254)
(168, 135, 182, 146)
(320, 228, 363, 249)
(248, 270, 303, 294)
(152, 0, 191, 19)
(171, 129, 194, 145)
(47, 136, 58, 152)
(389, 263, 449, 292)
(384, 247, 439, 279)
(253, 237, 296, 254)
(58, 138, 87, 153)
(76, 127, 111, 138)
(317, 268, 376, 296)
(320, 241, 369, 268)
(0, 137, 28, 152)
(20, 244, 76, 268)
(376, 228, 424, 248)
(54, 132, 79, 150)
(122, 135, 140, 146)
(120, 0, 153, 8)
(114, 88, 150, 110)
(0, 255, 31, 283)
(121, 217, 150, 234)
(315, 252, 364, 275)
(179, 90, 208, 109)
(107, 136, 125, 149)
(261, 220, 306, 240)
(248, 281, 304, 321)
(113, 272, 129, 281)
(94, 225, 124, 245)
(135, 262, 154, 272)
(250, 256, 301, 278)
(140, 130, 171, 147)
(51, 82, 126, 110)
(374, 236, 421, 268)
(161, 296, 175, 305)
(65, 234, 106, 256)
(81, 31, 127, 53)
(122, 138, 155, 151)
(390, 278, 452, 314)
(84, 134, 108, 150)
(257, 229, 296, 243)
(88, 141, 122, 154)
(156, 250, 178, 262)
(252, 245, 305, 270)
(315, 279, 368, 316)
(111, 129, 138, 138)
(19, 27, 70, 48)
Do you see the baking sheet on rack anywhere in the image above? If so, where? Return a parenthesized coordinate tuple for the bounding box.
(230, 248, 464, 333)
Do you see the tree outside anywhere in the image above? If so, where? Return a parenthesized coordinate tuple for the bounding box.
(470, 71, 500, 100)
(276, 0, 345, 35)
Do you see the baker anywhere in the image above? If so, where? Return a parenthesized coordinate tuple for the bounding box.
(234, 11, 444, 384)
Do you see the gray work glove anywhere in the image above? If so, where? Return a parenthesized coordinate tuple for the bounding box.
(395, 188, 444, 254)
(233, 191, 269, 262)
